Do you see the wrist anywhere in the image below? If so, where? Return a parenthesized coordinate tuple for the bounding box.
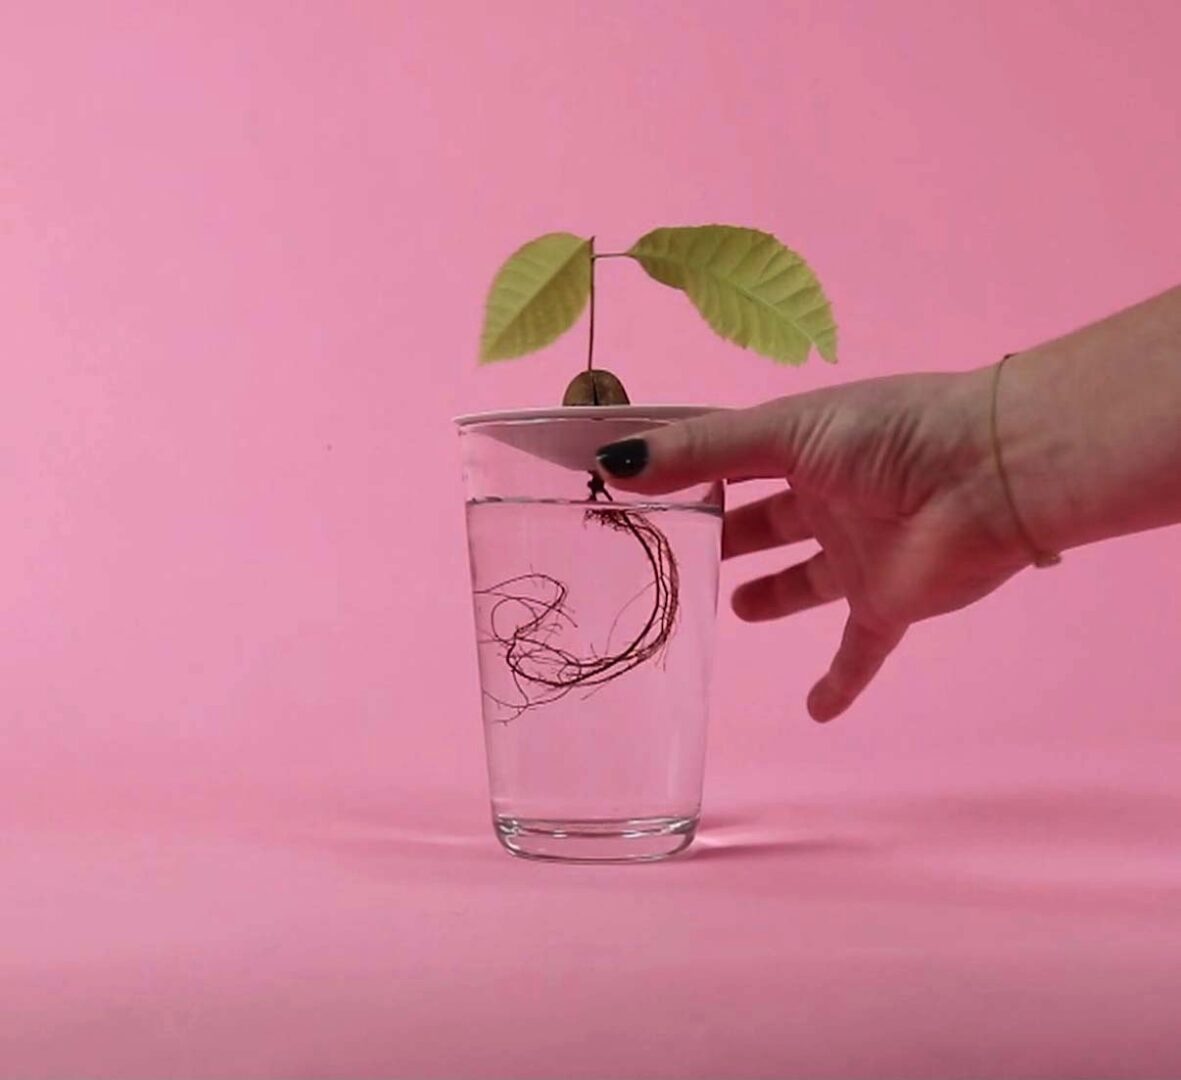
(964, 286, 1181, 562)
(991, 354, 1069, 563)
(943, 365, 1046, 572)
(973, 348, 1091, 559)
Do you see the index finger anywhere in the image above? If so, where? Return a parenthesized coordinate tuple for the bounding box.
(594, 397, 809, 495)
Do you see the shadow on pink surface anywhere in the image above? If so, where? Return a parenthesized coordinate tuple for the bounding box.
(688, 835, 872, 861)
(287, 784, 1181, 902)
(4, 779, 1181, 1079)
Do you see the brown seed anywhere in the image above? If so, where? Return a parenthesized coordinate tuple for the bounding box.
(561, 369, 631, 406)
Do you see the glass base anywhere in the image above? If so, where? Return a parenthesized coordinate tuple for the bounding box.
(494, 815, 697, 863)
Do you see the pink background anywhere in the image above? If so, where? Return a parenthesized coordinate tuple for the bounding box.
(3, 1, 1180, 1076)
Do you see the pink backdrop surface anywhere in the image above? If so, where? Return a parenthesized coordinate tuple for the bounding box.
(3, 2, 1180, 1076)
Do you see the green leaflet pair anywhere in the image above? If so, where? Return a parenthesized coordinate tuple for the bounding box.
(479, 225, 839, 368)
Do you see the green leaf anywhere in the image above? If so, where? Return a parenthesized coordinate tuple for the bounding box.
(479, 233, 592, 362)
(627, 225, 838, 364)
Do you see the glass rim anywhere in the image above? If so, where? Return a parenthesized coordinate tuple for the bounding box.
(453, 404, 718, 429)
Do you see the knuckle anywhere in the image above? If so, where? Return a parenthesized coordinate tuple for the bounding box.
(678, 419, 718, 470)
(768, 493, 805, 540)
(771, 570, 796, 609)
(805, 555, 840, 602)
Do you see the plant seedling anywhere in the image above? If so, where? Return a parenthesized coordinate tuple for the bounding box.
(475, 225, 838, 719)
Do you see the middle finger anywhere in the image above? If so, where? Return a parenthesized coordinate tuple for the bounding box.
(723, 489, 814, 560)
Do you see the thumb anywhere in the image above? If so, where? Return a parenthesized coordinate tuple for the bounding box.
(594, 399, 805, 495)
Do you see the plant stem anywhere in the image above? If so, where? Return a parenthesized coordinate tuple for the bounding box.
(586, 236, 596, 375)
(586, 250, 631, 380)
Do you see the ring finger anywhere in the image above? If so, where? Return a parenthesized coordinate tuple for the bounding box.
(731, 550, 845, 622)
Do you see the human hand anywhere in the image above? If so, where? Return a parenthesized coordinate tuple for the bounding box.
(596, 371, 1030, 722)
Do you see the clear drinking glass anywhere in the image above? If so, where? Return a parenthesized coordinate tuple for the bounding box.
(456, 406, 723, 863)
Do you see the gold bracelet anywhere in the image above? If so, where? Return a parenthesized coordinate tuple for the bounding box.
(990, 353, 1062, 568)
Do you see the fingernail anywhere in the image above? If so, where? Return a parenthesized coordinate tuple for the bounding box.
(595, 438, 648, 478)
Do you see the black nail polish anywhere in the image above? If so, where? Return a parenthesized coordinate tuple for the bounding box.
(595, 438, 648, 478)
